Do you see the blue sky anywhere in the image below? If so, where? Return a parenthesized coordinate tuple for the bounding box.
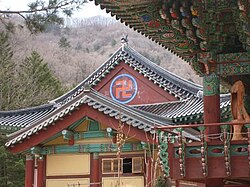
(0, 0, 110, 18)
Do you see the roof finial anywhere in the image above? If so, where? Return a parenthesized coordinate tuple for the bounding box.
(121, 34, 128, 49)
(83, 82, 91, 92)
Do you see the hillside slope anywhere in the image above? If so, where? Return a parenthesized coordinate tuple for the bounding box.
(10, 16, 202, 88)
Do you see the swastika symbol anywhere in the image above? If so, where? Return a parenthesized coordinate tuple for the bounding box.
(115, 79, 133, 99)
(110, 74, 137, 104)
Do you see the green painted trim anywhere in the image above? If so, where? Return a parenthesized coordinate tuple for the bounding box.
(220, 124, 230, 131)
(184, 146, 201, 158)
(219, 62, 250, 76)
(158, 131, 170, 177)
(88, 120, 100, 131)
(39, 143, 144, 154)
(174, 144, 248, 158)
(207, 146, 224, 157)
(31, 146, 42, 154)
(217, 52, 250, 76)
(42, 130, 108, 145)
(244, 124, 250, 128)
(230, 145, 248, 156)
(74, 131, 106, 139)
(203, 73, 220, 96)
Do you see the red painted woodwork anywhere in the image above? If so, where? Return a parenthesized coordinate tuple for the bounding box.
(8, 104, 155, 153)
(146, 156, 152, 187)
(203, 95, 220, 141)
(91, 153, 100, 187)
(25, 155, 34, 187)
(168, 142, 174, 177)
(203, 179, 224, 187)
(68, 137, 74, 145)
(169, 140, 250, 186)
(94, 62, 178, 105)
(176, 180, 180, 187)
(37, 157, 44, 187)
(172, 152, 250, 179)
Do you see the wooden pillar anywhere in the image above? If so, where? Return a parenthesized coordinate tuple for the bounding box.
(91, 153, 100, 187)
(203, 73, 220, 141)
(146, 153, 152, 187)
(25, 154, 34, 187)
(37, 156, 44, 187)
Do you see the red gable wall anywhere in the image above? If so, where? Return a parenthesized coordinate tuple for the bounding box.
(94, 62, 178, 105)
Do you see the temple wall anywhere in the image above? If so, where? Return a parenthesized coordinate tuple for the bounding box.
(46, 154, 90, 176)
(102, 176, 144, 187)
(46, 178, 90, 187)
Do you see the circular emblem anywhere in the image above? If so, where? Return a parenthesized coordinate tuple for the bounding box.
(110, 74, 138, 104)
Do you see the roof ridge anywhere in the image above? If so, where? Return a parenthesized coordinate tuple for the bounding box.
(125, 45, 202, 91)
(46, 43, 204, 106)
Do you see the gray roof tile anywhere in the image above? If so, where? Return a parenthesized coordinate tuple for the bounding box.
(7, 89, 202, 148)
(134, 94, 231, 124)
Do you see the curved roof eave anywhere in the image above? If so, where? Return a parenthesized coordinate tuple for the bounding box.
(6, 89, 183, 148)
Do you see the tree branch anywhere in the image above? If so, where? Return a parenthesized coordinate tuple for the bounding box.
(0, 0, 81, 15)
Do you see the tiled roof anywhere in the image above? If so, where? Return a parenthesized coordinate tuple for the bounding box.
(0, 104, 55, 132)
(5, 89, 200, 148)
(53, 45, 202, 106)
(0, 44, 202, 131)
(134, 94, 231, 124)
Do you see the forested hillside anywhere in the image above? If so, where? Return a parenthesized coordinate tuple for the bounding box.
(9, 16, 202, 88)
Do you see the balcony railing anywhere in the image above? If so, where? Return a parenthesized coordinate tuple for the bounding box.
(156, 122, 250, 180)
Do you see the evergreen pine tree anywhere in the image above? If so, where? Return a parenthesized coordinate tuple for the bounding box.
(0, 138, 25, 187)
(16, 51, 64, 108)
(0, 32, 16, 110)
(0, 32, 25, 187)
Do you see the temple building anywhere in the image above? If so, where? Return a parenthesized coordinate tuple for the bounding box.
(1, 38, 230, 187)
(2, 0, 250, 186)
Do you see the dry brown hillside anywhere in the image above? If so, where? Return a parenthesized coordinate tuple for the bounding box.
(9, 16, 202, 88)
